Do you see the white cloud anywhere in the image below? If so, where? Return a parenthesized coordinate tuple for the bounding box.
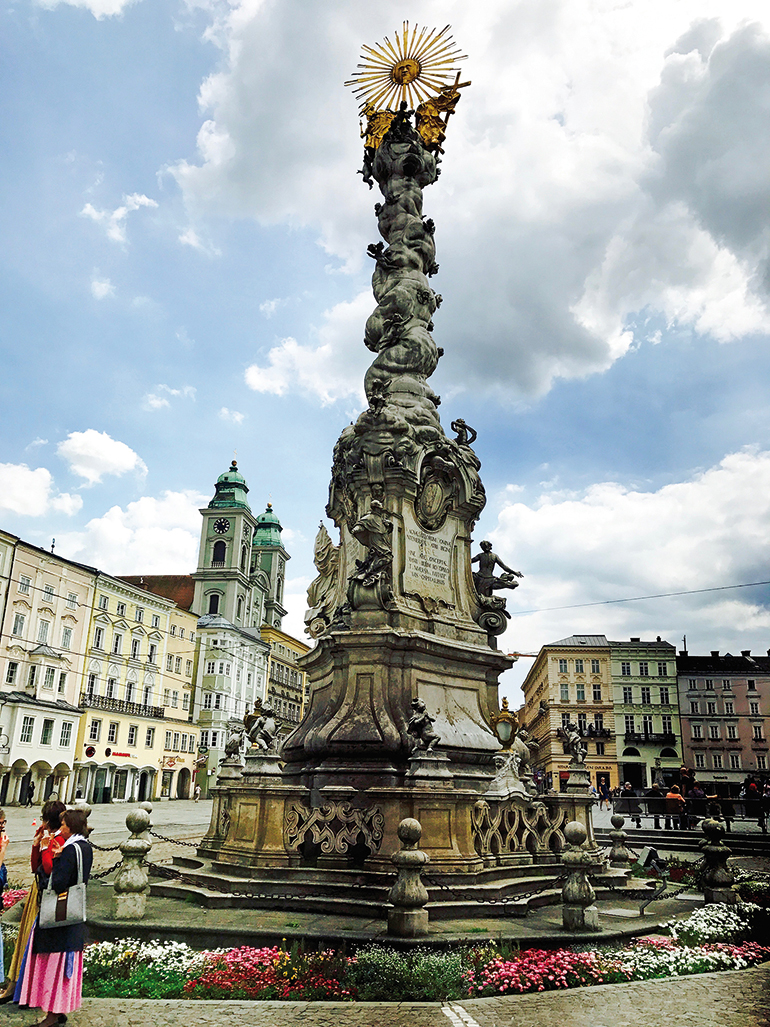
(81, 192, 158, 244)
(57, 429, 147, 485)
(489, 447, 770, 698)
(57, 490, 207, 574)
(143, 384, 197, 410)
(218, 407, 245, 424)
(90, 277, 114, 299)
(244, 290, 370, 405)
(172, 2, 770, 401)
(178, 227, 221, 256)
(35, 0, 140, 16)
(0, 463, 82, 518)
(259, 297, 286, 318)
(26, 438, 48, 450)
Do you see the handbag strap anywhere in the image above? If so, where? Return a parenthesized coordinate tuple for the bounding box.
(45, 840, 84, 891)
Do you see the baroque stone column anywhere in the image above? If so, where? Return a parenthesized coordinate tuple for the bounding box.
(282, 104, 513, 799)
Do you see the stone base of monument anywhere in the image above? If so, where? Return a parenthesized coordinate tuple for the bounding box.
(565, 763, 591, 793)
(242, 748, 283, 780)
(216, 760, 244, 784)
(703, 886, 737, 905)
(406, 750, 454, 783)
(161, 783, 611, 922)
(562, 903, 600, 931)
(387, 907, 429, 937)
(112, 891, 148, 919)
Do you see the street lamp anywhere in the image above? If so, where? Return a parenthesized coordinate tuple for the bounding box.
(491, 696, 517, 750)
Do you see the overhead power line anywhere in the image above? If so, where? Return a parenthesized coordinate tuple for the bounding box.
(510, 579, 770, 617)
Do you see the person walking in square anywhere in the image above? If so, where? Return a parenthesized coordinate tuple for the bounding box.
(24, 780, 35, 808)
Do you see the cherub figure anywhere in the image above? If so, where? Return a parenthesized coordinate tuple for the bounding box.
(247, 704, 277, 751)
(407, 698, 441, 753)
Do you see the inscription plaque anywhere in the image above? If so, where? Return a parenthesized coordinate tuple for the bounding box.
(403, 514, 455, 603)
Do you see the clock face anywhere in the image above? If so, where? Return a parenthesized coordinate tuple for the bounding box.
(213, 518, 230, 535)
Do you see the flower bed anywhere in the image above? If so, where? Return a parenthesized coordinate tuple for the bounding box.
(72, 904, 770, 1002)
(2, 889, 28, 911)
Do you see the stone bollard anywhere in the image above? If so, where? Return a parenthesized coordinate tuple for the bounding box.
(609, 813, 632, 867)
(700, 817, 737, 905)
(112, 808, 152, 919)
(561, 820, 600, 932)
(387, 818, 430, 938)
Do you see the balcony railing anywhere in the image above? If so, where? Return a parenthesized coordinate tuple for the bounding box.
(624, 732, 676, 744)
(80, 692, 165, 719)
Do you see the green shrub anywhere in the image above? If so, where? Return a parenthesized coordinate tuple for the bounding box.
(347, 946, 466, 1002)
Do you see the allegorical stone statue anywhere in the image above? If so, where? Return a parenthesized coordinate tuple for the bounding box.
(471, 540, 523, 597)
(558, 721, 587, 765)
(305, 523, 340, 638)
(220, 719, 246, 764)
(407, 698, 441, 752)
(245, 704, 277, 751)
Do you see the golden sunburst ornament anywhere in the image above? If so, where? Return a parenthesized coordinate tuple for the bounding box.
(345, 22, 467, 113)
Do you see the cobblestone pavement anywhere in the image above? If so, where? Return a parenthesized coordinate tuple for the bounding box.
(0, 801, 213, 881)
(0, 965, 767, 1027)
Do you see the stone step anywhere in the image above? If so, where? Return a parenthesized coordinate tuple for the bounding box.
(595, 828, 770, 858)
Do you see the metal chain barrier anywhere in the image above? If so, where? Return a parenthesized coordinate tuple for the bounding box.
(142, 859, 185, 879)
(148, 830, 198, 848)
(421, 870, 569, 914)
(90, 859, 124, 879)
(90, 842, 122, 852)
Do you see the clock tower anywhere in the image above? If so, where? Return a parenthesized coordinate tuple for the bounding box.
(192, 461, 261, 626)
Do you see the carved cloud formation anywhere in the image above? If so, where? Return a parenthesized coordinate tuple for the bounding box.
(171, 1, 770, 402)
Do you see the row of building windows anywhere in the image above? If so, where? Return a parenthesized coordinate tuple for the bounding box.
(558, 659, 602, 675)
(5, 662, 67, 694)
(87, 719, 196, 753)
(18, 715, 73, 747)
(693, 751, 767, 771)
(164, 654, 193, 677)
(12, 614, 76, 650)
(620, 662, 669, 677)
(17, 577, 79, 609)
(92, 628, 159, 663)
(687, 678, 758, 691)
(621, 686, 671, 705)
(624, 714, 674, 734)
(692, 723, 765, 741)
(559, 682, 603, 701)
(690, 700, 761, 716)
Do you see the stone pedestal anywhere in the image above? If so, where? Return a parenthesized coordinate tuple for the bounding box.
(216, 757, 244, 783)
(561, 821, 601, 933)
(112, 808, 152, 920)
(609, 814, 632, 867)
(387, 818, 430, 937)
(701, 818, 737, 905)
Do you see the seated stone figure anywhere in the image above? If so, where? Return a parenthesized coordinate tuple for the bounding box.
(246, 705, 278, 751)
(407, 698, 440, 753)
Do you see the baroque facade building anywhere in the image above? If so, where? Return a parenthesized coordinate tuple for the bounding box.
(677, 648, 769, 793)
(610, 636, 681, 789)
(71, 573, 199, 805)
(521, 633, 683, 792)
(261, 624, 310, 725)
(0, 460, 306, 804)
(0, 532, 95, 805)
(521, 635, 618, 791)
(128, 461, 300, 798)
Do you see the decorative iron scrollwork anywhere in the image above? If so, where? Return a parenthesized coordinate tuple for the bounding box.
(283, 801, 385, 856)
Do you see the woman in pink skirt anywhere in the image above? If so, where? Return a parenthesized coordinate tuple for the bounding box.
(17, 807, 92, 1027)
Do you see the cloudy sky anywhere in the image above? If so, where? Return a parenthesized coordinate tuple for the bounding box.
(3, 0, 770, 700)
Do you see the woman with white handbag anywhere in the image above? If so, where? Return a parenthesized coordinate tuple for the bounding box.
(16, 808, 93, 1027)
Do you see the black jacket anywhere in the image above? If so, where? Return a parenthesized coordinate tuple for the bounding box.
(33, 839, 93, 954)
